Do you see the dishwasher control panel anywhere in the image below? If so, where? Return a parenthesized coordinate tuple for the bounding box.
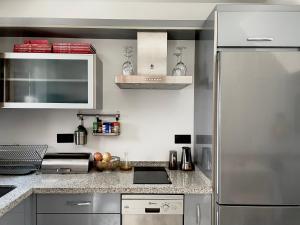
(122, 195, 183, 214)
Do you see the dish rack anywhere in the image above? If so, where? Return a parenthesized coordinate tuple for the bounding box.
(0, 145, 48, 175)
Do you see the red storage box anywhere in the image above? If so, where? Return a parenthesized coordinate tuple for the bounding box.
(14, 43, 52, 53)
(24, 39, 49, 44)
(13, 41, 95, 54)
(53, 42, 96, 54)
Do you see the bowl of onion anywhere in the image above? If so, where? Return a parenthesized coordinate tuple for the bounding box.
(93, 152, 120, 171)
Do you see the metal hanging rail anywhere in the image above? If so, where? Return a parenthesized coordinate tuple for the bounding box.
(77, 112, 120, 121)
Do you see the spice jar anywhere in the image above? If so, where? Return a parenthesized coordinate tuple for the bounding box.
(97, 119, 102, 133)
(112, 122, 120, 134)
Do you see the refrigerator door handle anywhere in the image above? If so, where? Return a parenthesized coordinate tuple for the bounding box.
(247, 37, 274, 41)
(215, 51, 222, 202)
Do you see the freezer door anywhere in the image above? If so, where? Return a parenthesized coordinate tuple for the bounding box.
(217, 51, 300, 205)
(217, 205, 300, 225)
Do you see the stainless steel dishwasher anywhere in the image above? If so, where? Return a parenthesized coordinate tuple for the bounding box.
(122, 195, 184, 225)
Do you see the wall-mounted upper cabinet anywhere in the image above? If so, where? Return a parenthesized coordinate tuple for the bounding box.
(218, 11, 300, 47)
(0, 53, 102, 109)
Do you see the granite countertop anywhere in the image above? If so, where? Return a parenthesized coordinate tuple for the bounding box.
(0, 166, 212, 218)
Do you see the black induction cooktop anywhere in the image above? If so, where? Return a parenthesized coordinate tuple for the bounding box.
(133, 167, 172, 184)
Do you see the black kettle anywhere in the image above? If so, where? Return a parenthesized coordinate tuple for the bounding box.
(180, 147, 194, 171)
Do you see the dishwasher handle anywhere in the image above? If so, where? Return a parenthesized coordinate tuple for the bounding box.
(145, 208, 161, 213)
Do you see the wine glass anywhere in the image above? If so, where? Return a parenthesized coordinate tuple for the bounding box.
(172, 46, 187, 76)
(24, 72, 38, 103)
(122, 46, 134, 76)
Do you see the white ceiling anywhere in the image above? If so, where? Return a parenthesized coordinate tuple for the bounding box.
(0, 0, 299, 21)
(49, 0, 299, 2)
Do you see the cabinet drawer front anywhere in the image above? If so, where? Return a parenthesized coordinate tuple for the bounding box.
(37, 194, 120, 213)
(37, 214, 120, 225)
(218, 12, 300, 47)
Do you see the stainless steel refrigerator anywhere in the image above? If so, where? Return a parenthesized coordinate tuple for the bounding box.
(215, 50, 300, 225)
(193, 4, 300, 225)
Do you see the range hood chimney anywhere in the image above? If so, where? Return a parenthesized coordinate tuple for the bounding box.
(137, 32, 167, 76)
(115, 32, 192, 90)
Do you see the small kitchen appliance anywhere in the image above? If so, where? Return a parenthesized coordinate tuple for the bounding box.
(168, 150, 178, 170)
(133, 167, 171, 184)
(41, 153, 91, 174)
(180, 147, 194, 171)
(74, 117, 87, 145)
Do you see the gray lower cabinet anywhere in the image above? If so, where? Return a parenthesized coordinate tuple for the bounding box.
(0, 195, 36, 225)
(37, 214, 120, 225)
(36, 194, 121, 225)
(184, 194, 211, 225)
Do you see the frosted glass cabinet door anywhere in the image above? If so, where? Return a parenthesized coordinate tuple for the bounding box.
(0, 53, 98, 109)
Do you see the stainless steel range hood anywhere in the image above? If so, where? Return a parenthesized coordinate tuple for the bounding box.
(115, 32, 192, 90)
(115, 75, 192, 89)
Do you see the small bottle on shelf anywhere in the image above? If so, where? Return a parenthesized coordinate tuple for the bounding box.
(93, 118, 98, 133)
(111, 122, 114, 133)
(97, 118, 102, 133)
(102, 122, 111, 134)
(112, 122, 120, 135)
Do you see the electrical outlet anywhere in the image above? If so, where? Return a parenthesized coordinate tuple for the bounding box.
(57, 134, 74, 143)
(174, 134, 191, 144)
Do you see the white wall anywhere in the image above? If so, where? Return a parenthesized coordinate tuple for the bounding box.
(0, 37, 195, 161)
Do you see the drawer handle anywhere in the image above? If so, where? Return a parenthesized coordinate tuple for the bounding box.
(196, 204, 201, 225)
(247, 37, 274, 42)
(67, 201, 92, 206)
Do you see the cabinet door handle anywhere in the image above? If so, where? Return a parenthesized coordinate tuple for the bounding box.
(196, 204, 201, 225)
(67, 201, 92, 206)
(247, 37, 274, 42)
